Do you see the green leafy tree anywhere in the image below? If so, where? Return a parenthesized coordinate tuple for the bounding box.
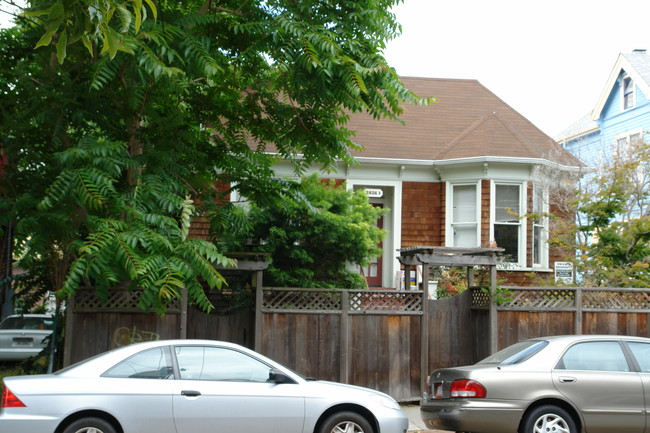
(573, 138, 650, 286)
(541, 138, 650, 287)
(1, 0, 429, 313)
(220, 175, 387, 289)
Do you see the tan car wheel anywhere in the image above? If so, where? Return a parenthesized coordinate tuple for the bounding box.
(521, 405, 576, 433)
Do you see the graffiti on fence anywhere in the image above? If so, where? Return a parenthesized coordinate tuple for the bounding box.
(112, 326, 160, 348)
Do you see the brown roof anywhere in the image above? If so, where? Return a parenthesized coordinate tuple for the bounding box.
(346, 77, 582, 166)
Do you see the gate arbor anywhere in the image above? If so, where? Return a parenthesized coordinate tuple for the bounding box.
(397, 246, 504, 393)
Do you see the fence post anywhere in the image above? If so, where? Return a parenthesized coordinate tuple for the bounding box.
(254, 271, 263, 352)
(340, 290, 350, 384)
(420, 265, 431, 399)
(180, 289, 188, 339)
(574, 288, 583, 335)
(489, 264, 498, 354)
(63, 295, 75, 367)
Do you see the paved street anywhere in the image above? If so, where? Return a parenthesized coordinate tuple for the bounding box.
(401, 404, 447, 433)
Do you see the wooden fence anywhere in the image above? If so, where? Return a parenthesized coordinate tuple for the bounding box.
(65, 285, 650, 402)
(64, 289, 254, 365)
(471, 286, 650, 352)
(255, 288, 424, 401)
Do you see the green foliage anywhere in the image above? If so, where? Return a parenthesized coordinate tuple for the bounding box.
(218, 175, 387, 289)
(549, 138, 650, 287)
(1, 0, 429, 314)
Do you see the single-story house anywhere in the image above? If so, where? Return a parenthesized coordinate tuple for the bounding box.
(265, 77, 584, 288)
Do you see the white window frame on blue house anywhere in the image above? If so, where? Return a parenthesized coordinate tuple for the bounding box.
(446, 181, 481, 248)
(622, 75, 635, 111)
(490, 181, 527, 268)
(614, 128, 643, 157)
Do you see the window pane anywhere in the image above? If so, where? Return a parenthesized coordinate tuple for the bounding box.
(0, 316, 53, 330)
(533, 226, 542, 265)
(495, 185, 520, 222)
(627, 342, 650, 373)
(494, 224, 518, 262)
(558, 342, 629, 372)
(478, 340, 548, 365)
(104, 347, 173, 379)
(175, 346, 271, 382)
(533, 187, 544, 215)
(453, 185, 476, 223)
(623, 77, 634, 109)
(453, 224, 477, 247)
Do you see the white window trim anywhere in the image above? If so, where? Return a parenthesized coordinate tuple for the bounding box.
(490, 181, 527, 268)
(614, 129, 643, 157)
(445, 181, 481, 248)
(621, 74, 636, 111)
(532, 186, 549, 269)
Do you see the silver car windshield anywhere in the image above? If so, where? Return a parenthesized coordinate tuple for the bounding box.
(477, 340, 548, 365)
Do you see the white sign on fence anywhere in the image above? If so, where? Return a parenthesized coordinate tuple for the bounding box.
(554, 261, 574, 284)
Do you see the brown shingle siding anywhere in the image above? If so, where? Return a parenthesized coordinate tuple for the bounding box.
(188, 216, 210, 240)
(480, 180, 491, 247)
(401, 182, 443, 247)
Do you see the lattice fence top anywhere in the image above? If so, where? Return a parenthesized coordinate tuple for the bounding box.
(263, 290, 343, 311)
(74, 289, 181, 312)
(501, 288, 575, 309)
(582, 290, 650, 310)
(471, 287, 650, 312)
(262, 288, 423, 314)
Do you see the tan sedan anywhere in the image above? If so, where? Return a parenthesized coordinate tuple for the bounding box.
(421, 335, 650, 433)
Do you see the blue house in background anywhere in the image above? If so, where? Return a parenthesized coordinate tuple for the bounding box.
(557, 49, 650, 169)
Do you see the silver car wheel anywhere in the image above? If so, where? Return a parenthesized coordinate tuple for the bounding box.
(62, 417, 117, 433)
(533, 413, 570, 433)
(331, 421, 365, 433)
(319, 411, 372, 433)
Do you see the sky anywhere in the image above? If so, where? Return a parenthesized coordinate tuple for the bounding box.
(383, 0, 650, 137)
(2, 0, 650, 137)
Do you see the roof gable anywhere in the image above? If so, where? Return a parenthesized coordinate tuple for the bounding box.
(591, 51, 650, 121)
(435, 112, 539, 160)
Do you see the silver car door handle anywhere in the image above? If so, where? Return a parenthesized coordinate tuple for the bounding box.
(181, 390, 201, 397)
(558, 376, 576, 383)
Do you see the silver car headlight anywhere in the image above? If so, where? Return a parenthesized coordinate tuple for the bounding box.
(368, 393, 400, 410)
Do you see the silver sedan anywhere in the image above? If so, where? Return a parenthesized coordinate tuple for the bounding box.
(421, 334, 650, 433)
(1, 339, 407, 433)
(0, 314, 53, 361)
